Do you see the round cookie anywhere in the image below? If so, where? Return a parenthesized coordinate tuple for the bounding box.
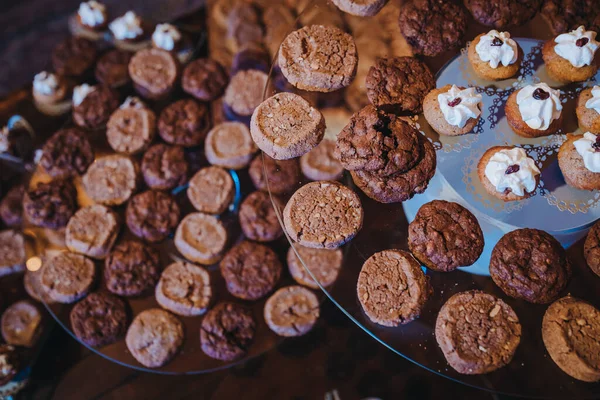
(155, 261, 212, 316)
(576, 88, 600, 133)
(239, 191, 284, 243)
(558, 134, 600, 191)
(95, 49, 132, 88)
(158, 99, 210, 148)
(584, 220, 600, 277)
(505, 89, 563, 138)
(82, 155, 139, 206)
(23, 254, 55, 304)
(300, 139, 344, 181)
(331, 0, 389, 16)
(467, 33, 523, 81)
(187, 166, 235, 214)
(248, 154, 301, 195)
(283, 181, 364, 249)
(287, 246, 343, 289)
(408, 200, 484, 272)
(182, 58, 229, 102)
(126, 309, 184, 368)
(357, 250, 430, 327)
(250, 93, 325, 160)
(41, 252, 96, 304)
(231, 43, 271, 74)
(365, 57, 435, 114)
(542, 296, 600, 382)
(423, 85, 481, 136)
(264, 286, 320, 337)
(129, 48, 179, 100)
(278, 25, 358, 92)
(66, 205, 120, 259)
(464, 0, 542, 29)
(24, 180, 77, 229)
(200, 302, 255, 361)
(220, 241, 282, 300)
(542, 37, 599, 84)
(204, 122, 258, 169)
(398, 0, 468, 57)
(51, 37, 97, 77)
(0, 230, 26, 277)
(222, 70, 272, 122)
(104, 240, 161, 297)
(1, 301, 42, 348)
(541, 0, 600, 35)
(106, 98, 156, 155)
(174, 213, 228, 265)
(70, 292, 128, 347)
(435, 290, 521, 375)
(141, 144, 189, 191)
(490, 228, 571, 304)
(72, 85, 120, 131)
(40, 128, 94, 178)
(0, 185, 24, 227)
(126, 190, 181, 243)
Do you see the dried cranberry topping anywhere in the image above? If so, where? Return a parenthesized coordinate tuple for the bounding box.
(532, 88, 550, 101)
(593, 135, 600, 152)
(576, 37, 589, 47)
(505, 164, 520, 174)
(447, 98, 462, 107)
(491, 37, 504, 46)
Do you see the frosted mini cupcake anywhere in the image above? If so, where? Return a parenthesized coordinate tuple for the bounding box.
(505, 83, 563, 138)
(423, 84, 483, 136)
(152, 23, 193, 64)
(558, 132, 600, 191)
(69, 1, 109, 41)
(109, 11, 151, 52)
(576, 85, 600, 133)
(468, 30, 522, 80)
(32, 71, 72, 116)
(542, 26, 599, 83)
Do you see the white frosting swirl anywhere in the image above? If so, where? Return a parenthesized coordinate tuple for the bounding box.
(516, 83, 562, 131)
(437, 85, 482, 128)
(574, 132, 600, 173)
(0, 126, 9, 153)
(475, 30, 518, 68)
(109, 11, 144, 40)
(78, 1, 106, 28)
(33, 71, 59, 96)
(554, 26, 599, 68)
(73, 84, 96, 106)
(484, 147, 540, 196)
(120, 96, 146, 109)
(152, 23, 181, 51)
(585, 85, 600, 114)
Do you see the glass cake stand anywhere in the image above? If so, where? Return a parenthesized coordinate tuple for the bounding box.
(264, 0, 600, 397)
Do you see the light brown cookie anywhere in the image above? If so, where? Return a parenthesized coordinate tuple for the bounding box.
(174, 213, 228, 265)
(24, 263, 55, 304)
(423, 85, 481, 136)
(0, 230, 26, 277)
(300, 139, 344, 181)
(82, 155, 139, 206)
(542, 39, 599, 84)
(222, 70, 272, 122)
(129, 48, 180, 100)
(558, 134, 600, 191)
(287, 245, 343, 289)
(107, 99, 156, 155)
(331, 0, 389, 16)
(155, 261, 212, 316)
(41, 252, 96, 304)
(577, 88, 600, 133)
(505, 89, 563, 138)
(204, 122, 258, 170)
(264, 286, 320, 337)
(66, 205, 120, 259)
(187, 166, 235, 215)
(467, 33, 523, 81)
(1, 301, 43, 348)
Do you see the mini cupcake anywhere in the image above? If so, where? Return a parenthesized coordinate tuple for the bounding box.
(542, 26, 599, 83)
(151, 23, 193, 64)
(69, 1, 109, 41)
(558, 132, 600, 191)
(95, 49, 132, 88)
(32, 71, 72, 116)
(468, 30, 522, 80)
(128, 48, 180, 100)
(72, 83, 119, 130)
(478, 146, 540, 201)
(423, 84, 483, 136)
(109, 11, 151, 52)
(576, 85, 600, 133)
(505, 83, 563, 138)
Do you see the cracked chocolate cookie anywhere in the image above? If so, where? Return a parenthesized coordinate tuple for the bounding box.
(156, 261, 212, 316)
(464, 0, 542, 29)
(436, 290, 521, 374)
(73, 85, 120, 130)
(105, 240, 161, 297)
(52, 37, 97, 77)
(158, 99, 210, 148)
(24, 179, 77, 229)
(70, 292, 128, 347)
(408, 200, 484, 272)
(584, 220, 600, 278)
(141, 144, 189, 191)
(264, 286, 320, 337)
(182, 58, 229, 102)
(287, 245, 343, 289)
(283, 181, 363, 249)
(541, 0, 600, 34)
(365, 57, 435, 114)
(490, 228, 571, 304)
(398, 0, 468, 57)
(200, 302, 255, 361)
(126, 190, 181, 243)
(239, 191, 284, 243)
(40, 128, 94, 178)
(249, 154, 301, 195)
(95, 49, 132, 88)
(41, 252, 96, 303)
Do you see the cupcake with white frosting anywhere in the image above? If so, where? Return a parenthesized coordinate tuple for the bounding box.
(151, 23, 193, 64)
(69, 1, 109, 41)
(478, 146, 541, 201)
(109, 11, 151, 52)
(576, 85, 600, 134)
(505, 82, 563, 138)
(558, 132, 600, 191)
(542, 26, 599, 83)
(423, 84, 483, 136)
(468, 30, 522, 80)
(32, 71, 72, 116)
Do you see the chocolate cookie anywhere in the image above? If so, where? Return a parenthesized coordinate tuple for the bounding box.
(300, 139, 344, 181)
(1, 301, 42, 348)
(70, 292, 128, 347)
(239, 191, 284, 242)
(0, 230, 25, 277)
(126, 190, 181, 243)
(187, 166, 235, 215)
(158, 99, 210, 148)
(66, 205, 120, 260)
(174, 213, 228, 265)
(105, 240, 161, 297)
(129, 48, 180, 100)
(249, 154, 301, 195)
(287, 246, 343, 289)
(82, 155, 139, 206)
(408, 200, 484, 272)
(264, 286, 320, 337)
(278, 25, 358, 92)
(464, 0, 542, 29)
(490, 228, 571, 304)
(204, 122, 258, 169)
(73, 85, 120, 130)
(40, 128, 94, 178)
(283, 181, 364, 249)
(182, 58, 229, 102)
(365, 57, 435, 114)
(141, 144, 189, 191)
(24, 179, 77, 229)
(220, 241, 282, 300)
(542, 296, 600, 382)
(200, 302, 255, 361)
(41, 252, 96, 303)
(231, 44, 271, 74)
(541, 0, 600, 34)
(398, 0, 468, 57)
(585, 221, 600, 278)
(155, 261, 212, 316)
(0, 185, 24, 227)
(0, 345, 21, 385)
(95, 49, 132, 88)
(106, 98, 156, 155)
(222, 70, 271, 122)
(357, 250, 430, 327)
(126, 309, 184, 368)
(52, 37, 97, 77)
(336, 105, 421, 175)
(435, 290, 521, 374)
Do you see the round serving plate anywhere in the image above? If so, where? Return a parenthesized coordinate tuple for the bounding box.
(263, 0, 600, 397)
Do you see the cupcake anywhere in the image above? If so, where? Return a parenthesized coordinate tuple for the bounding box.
(576, 85, 600, 133)
(558, 132, 600, 191)
(478, 146, 540, 201)
(72, 84, 120, 130)
(32, 71, 72, 116)
(542, 26, 599, 83)
(129, 48, 180, 100)
(151, 23, 193, 64)
(468, 30, 522, 80)
(423, 84, 483, 136)
(505, 83, 563, 138)
(69, 1, 109, 41)
(109, 11, 151, 52)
